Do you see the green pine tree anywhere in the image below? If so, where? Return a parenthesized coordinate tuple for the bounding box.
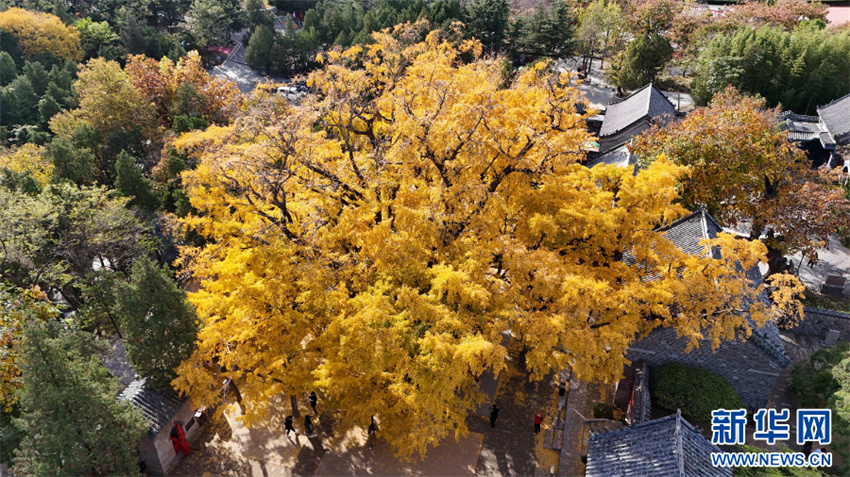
(0, 51, 17, 87)
(246, 25, 275, 73)
(13, 319, 147, 476)
(115, 257, 199, 390)
(114, 150, 159, 210)
(616, 33, 673, 91)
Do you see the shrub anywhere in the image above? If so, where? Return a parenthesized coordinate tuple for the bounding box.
(652, 362, 745, 422)
(789, 342, 850, 409)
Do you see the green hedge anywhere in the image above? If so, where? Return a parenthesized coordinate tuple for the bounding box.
(652, 362, 745, 422)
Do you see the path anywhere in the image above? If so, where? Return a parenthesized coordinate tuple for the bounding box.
(170, 356, 561, 477)
(472, 358, 560, 477)
(557, 56, 695, 113)
(788, 235, 850, 296)
(211, 30, 285, 93)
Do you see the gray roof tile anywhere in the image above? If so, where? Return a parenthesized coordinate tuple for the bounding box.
(118, 378, 185, 436)
(600, 84, 676, 137)
(817, 92, 850, 145)
(626, 210, 791, 368)
(586, 411, 731, 477)
(587, 144, 637, 171)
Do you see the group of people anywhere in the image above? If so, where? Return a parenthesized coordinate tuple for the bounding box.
(490, 404, 546, 434)
(284, 414, 317, 438)
(283, 392, 381, 451)
(176, 390, 548, 458)
(284, 391, 320, 437)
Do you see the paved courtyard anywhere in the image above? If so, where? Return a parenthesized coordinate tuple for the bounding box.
(171, 355, 564, 477)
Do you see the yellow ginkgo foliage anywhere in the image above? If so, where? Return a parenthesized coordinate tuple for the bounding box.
(0, 144, 53, 186)
(172, 23, 802, 458)
(0, 8, 82, 61)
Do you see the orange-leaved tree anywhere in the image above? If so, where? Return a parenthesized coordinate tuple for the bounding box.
(125, 51, 241, 128)
(631, 86, 850, 275)
(172, 24, 803, 457)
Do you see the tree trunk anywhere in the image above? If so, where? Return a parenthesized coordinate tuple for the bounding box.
(107, 312, 122, 339)
(766, 244, 790, 278)
(230, 380, 246, 414)
(291, 394, 300, 417)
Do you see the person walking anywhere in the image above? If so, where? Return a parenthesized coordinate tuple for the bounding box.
(534, 411, 543, 434)
(285, 415, 297, 437)
(489, 404, 500, 428)
(308, 391, 318, 414)
(304, 414, 315, 437)
(367, 416, 378, 450)
(170, 420, 191, 455)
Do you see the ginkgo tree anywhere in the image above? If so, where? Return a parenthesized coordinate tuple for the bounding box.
(172, 23, 803, 458)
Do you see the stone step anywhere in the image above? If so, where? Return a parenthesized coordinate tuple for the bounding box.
(543, 428, 563, 450)
(552, 417, 565, 430)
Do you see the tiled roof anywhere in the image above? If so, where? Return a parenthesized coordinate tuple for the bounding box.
(599, 84, 675, 137)
(820, 131, 836, 149)
(629, 210, 791, 368)
(780, 111, 821, 142)
(817, 92, 850, 145)
(786, 131, 818, 142)
(657, 210, 724, 259)
(586, 411, 731, 477)
(118, 378, 185, 436)
(586, 144, 637, 171)
(778, 111, 819, 122)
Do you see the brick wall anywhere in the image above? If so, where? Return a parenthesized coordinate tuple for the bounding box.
(627, 327, 781, 409)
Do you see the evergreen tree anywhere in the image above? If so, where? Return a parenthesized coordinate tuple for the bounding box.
(115, 257, 199, 390)
(0, 52, 17, 87)
(246, 0, 275, 30)
(49, 137, 97, 185)
(114, 150, 159, 210)
(616, 33, 673, 91)
(38, 94, 62, 127)
(5, 76, 39, 125)
(246, 25, 275, 73)
(120, 10, 149, 55)
(23, 60, 49, 97)
(13, 319, 147, 476)
(466, 0, 510, 54)
(427, 0, 464, 30)
(78, 270, 125, 338)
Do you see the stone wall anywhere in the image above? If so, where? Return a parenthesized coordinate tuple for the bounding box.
(627, 327, 782, 409)
(791, 307, 850, 341)
(141, 399, 201, 475)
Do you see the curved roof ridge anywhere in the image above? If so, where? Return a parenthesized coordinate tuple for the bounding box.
(817, 91, 850, 111)
(608, 82, 654, 106)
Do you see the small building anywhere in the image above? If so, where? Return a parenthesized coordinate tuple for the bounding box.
(781, 92, 850, 171)
(586, 410, 731, 477)
(586, 143, 638, 174)
(626, 210, 791, 409)
(118, 379, 202, 475)
(596, 83, 677, 153)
